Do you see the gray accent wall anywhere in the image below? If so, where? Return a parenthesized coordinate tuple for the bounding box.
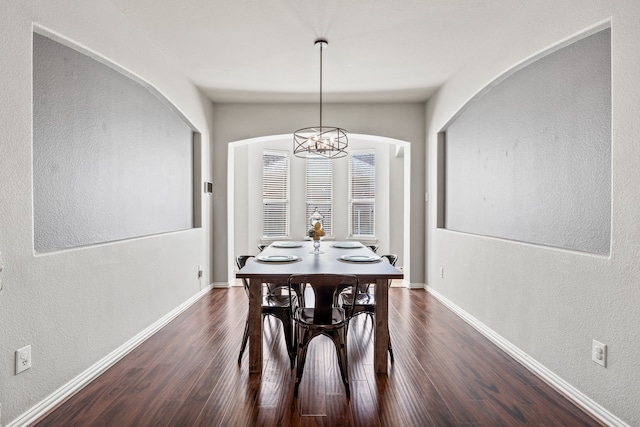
(213, 103, 425, 287)
(443, 29, 611, 254)
(33, 33, 195, 252)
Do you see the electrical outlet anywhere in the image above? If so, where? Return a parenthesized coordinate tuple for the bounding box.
(15, 345, 31, 374)
(197, 265, 203, 278)
(439, 267, 444, 278)
(592, 340, 607, 367)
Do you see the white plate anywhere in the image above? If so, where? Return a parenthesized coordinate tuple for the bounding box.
(272, 242, 303, 248)
(339, 254, 381, 263)
(256, 255, 300, 263)
(332, 242, 363, 249)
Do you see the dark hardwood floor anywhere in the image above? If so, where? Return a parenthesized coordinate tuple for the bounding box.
(35, 287, 603, 426)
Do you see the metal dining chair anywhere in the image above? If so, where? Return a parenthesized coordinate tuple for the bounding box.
(287, 273, 358, 397)
(366, 244, 379, 253)
(339, 254, 398, 362)
(256, 244, 290, 296)
(236, 255, 296, 367)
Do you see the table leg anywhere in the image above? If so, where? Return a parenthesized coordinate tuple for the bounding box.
(248, 277, 262, 373)
(374, 278, 389, 373)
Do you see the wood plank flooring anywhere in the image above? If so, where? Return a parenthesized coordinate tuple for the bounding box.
(35, 287, 603, 426)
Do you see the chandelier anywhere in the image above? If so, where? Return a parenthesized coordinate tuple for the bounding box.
(293, 39, 348, 159)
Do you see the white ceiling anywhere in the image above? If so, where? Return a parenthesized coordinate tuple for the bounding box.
(109, 0, 522, 103)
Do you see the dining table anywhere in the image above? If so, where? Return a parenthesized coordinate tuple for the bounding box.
(236, 240, 404, 374)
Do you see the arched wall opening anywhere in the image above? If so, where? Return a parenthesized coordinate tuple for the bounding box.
(227, 133, 411, 287)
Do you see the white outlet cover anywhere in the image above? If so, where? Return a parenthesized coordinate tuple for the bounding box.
(15, 345, 32, 374)
(592, 340, 607, 367)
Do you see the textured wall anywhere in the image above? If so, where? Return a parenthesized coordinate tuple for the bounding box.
(0, 1, 212, 424)
(33, 34, 194, 252)
(444, 29, 611, 254)
(428, 1, 640, 425)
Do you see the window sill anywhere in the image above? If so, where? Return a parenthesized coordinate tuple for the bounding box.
(348, 236, 377, 242)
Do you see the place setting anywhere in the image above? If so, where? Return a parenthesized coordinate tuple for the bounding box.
(271, 241, 303, 248)
(331, 242, 363, 249)
(256, 254, 301, 263)
(338, 254, 381, 263)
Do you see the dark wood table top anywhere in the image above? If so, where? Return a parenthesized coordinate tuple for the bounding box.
(236, 241, 403, 282)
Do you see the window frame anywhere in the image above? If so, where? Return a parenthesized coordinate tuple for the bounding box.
(262, 149, 290, 239)
(348, 149, 376, 238)
(305, 155, 333, 237)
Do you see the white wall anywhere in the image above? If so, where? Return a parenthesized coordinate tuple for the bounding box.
(427, 1, 640, 425)
(0, 1, 213, 424)
(213, 103, 426, 286)
(232, 136, 402, 262)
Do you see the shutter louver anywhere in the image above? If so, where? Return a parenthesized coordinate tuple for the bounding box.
(306, 157, 332, 235)
(349, 152, 375, 237)
(263, 151, 289, 237)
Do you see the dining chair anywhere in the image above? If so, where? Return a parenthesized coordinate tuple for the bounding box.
(287, 273, 358, 398)
(256, 244, 291, 296)
(339, 254, 398, 362)
(236, 255, 296, 367)
(366, 244, 379, 253)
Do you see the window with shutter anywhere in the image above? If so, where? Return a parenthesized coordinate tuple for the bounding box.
(349, 151, 375, 237)
(305, 156, 332, 236)
(262, 150, 289, 238)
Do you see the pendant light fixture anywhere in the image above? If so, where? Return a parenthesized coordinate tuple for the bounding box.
(293, 39, 348, 159)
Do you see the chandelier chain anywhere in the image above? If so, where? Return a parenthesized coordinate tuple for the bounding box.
(319, 41, 323, 129)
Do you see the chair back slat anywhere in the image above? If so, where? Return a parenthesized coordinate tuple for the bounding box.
(313, 279, 337, 324)
(381, 254, 398, 266)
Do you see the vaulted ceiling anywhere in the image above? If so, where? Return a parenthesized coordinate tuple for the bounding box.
(109, 0, 522, 103)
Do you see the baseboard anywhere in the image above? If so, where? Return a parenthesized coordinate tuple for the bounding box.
(404, 280, 425, 289)
(7, 284, 213, 427)
(426, 286, 628, 427)
(215, 281, 233, 288)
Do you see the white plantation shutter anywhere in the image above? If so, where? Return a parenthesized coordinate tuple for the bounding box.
(349, 151, 375, 237)
(306, 157, 332, 235)
(263, 150, 289, 237)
